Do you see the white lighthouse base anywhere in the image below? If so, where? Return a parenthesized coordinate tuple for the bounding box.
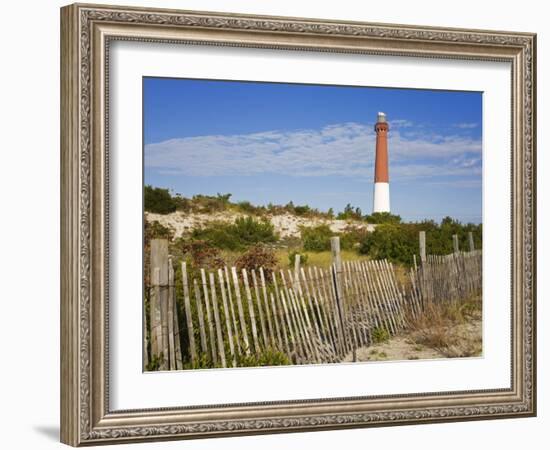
(373, 182, 390, 213)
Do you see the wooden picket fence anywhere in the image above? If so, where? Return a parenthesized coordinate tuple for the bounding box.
(406, 250, 482, 322)
(145, 234, 482, 371)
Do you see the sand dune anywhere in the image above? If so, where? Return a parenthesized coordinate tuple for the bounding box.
(145, 211, 376, 239)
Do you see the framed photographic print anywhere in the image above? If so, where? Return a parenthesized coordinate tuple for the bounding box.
(60, 3, 536, 446)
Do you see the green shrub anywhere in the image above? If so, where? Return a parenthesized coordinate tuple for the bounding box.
(364, 212, 402, 224)
(236, 348, 291, 367)
(145, 352, 164, 371)
(288, 250, 309, 267)
(192, 217, 278, 250)
(145, 220, 174, 241)
(300, 224, 372, 252)
(191, 221, 237, 250)
(236, 201, 266, 215)
(340, 226, 369, 250)
(182, 353, 214, 370)
(236, 201, 255, 214)
(266, 203, 288, 216)
(144, 185, 176, 214)
(372, 327, 390, 344)
(358, 219, 482, 266)
(359, 224, 418, 266)
(265, 202, 331, 219)
(173, 194, 192, 212)
(235, 245, 278, 280)
(144, 187, 338, 220)
(293, 205, 312, 216)
(337, 203, 362, 220)
(232, 216, 277, 246)
(411, 217, 482, 255)
(180, 239, 225, 269)
(301, 224, 333, 252)
(191, 193, 231, 213)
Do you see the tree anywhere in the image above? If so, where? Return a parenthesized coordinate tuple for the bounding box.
(337, 203, 362, 220)
(144, 185, 176, 214)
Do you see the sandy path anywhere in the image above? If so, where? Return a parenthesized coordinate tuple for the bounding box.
(343, 317, 482, 363)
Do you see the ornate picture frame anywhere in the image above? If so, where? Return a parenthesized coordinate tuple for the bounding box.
(60, 3, 536, 446)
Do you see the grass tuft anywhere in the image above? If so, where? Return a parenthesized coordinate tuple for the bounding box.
(405, 296, 482, 358)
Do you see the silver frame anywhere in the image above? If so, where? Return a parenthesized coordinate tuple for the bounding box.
(60, 3, 536, 446)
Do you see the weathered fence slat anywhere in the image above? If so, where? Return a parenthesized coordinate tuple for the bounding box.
(173, 297, 183, 370)
(167, 258, 176, 370)
(150, 268, 161, 364)
(231, 267, 250, 355)
(327, 266, 347, 355)
(269, 292, 284, 352)
(251, 270, 268, 348)
(278, 288, 298, 361)
(310, 267, 337, 354)
(193, 278, 208, 356)
(384, 260, 406, 328)
(218, 269, 236, 367)
(181, 262, 196, 365)
(365, 261, 393, 335)
(305, 267, 333, 356)
(200, 268, 217, 364)
(209, 272, 226, 368)
(330, 237, 348, 351)
(242, 269, 261, 354)
(259, 268, 276, 348)
(351, 261, 370, 346)
(223, 267, 240, 354)
(272, 273, 291, 356)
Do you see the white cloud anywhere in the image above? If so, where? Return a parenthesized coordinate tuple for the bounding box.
(454, 122, 479, 129)
(145, 122, 481, 180)
(392, 119, 414, 128)
(426, 179, 482, 188)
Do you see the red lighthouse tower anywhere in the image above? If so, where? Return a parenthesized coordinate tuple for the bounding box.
(373, 112, 390, 213)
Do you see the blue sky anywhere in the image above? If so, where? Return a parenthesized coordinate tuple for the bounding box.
(144, 77, 482, 223)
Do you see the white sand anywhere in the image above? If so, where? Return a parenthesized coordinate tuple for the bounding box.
(145, 211, 376, 239)
(343, 318, 482, 363)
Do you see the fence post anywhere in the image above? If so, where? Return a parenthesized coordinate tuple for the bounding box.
(468, 232, 475, 251)
(330, 236, 346, 341)
(150, 239, 169, 370)
(293, 253, 301, 292)
(453, 234, 460, 254)
(167, 256, 176, 370)
(331, 236, 342, 271)
(143, 300, 149, 371)
(419, 231, 426, 264)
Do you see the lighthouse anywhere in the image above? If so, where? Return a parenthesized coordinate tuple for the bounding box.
(373, 112, 390, 213)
